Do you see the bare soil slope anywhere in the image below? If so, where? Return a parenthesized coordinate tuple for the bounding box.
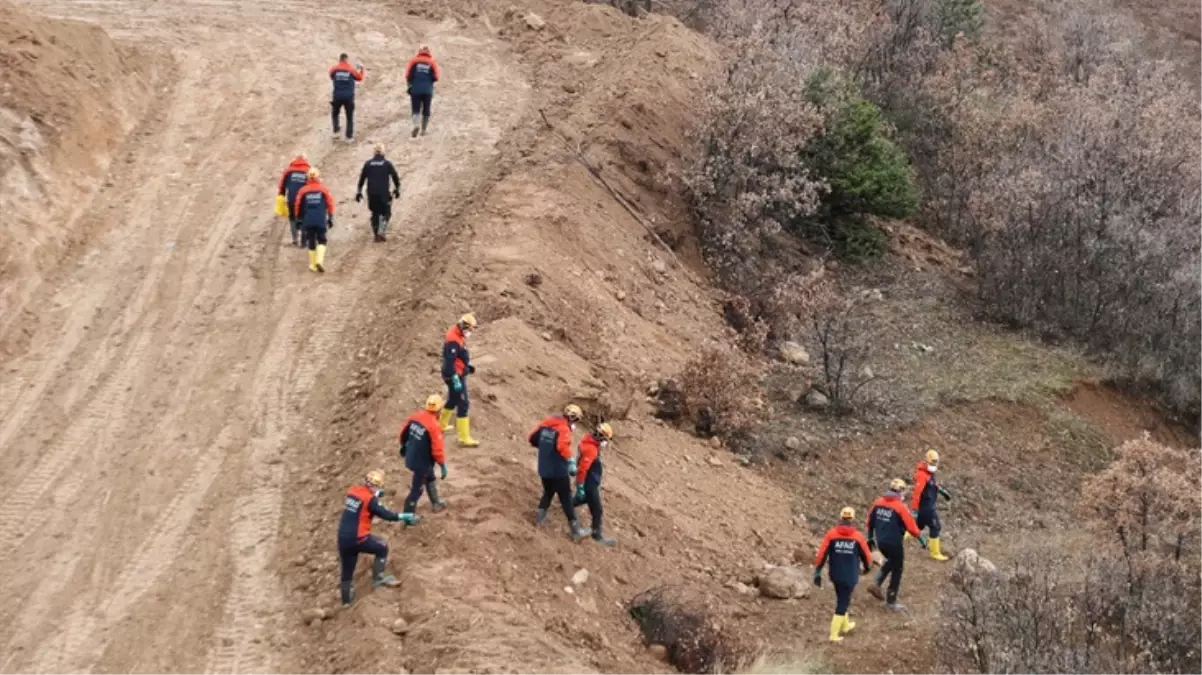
(0, 0, 164, 338)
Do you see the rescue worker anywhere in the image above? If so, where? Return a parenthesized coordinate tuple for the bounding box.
(399, 394, 449, 518)
(912, 448, 953, 561)
(277, 153, 311, 247)
(573, 422, 616, 546)
(294, 168, 335, 273)
(404, 45, 441, 138)
(329, 53, 365, 140)
(355, 143, 401, 242)
(337, 470, 416, 606)
(866, 478, 927, 611)
(813, 507, 872, 642)
(440, 313, 480, 447)
(529, 404, 591, 542)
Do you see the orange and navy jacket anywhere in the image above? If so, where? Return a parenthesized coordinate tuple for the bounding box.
(867, 492, 921, 547)
(912, 462, 940, 514)
(337, 483, 401, 546)
(529, 415, 573, 479)
(441, 324, 470, 379)
(294, 179, 335, 228)
(576, 433, 604, 486)
(405, 53, 440, 96)
(329, 61, 364, 101)
(813, 523, 872, 586)
(277, 157, 311, 214)
(400, 409, 446, 472)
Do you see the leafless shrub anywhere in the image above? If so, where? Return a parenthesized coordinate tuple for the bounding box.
(810, 299, 876, 413)
(678, 343, 764, 437)
(629, 586, 757, 674)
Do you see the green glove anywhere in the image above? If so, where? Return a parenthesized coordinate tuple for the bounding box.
(575, 485, 586, 503)
(939, 487, 952, 501)
(451, 374, 463, 392)
(399, 513, 419, 525)
(567, 459, 577, 476)
(439, 463, 448, 480)
(918, 533, 930, 549)
(812, 569, 822, 588)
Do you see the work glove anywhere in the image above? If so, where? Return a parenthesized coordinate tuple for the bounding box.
(327, 215, 335, 229)
(439, 463, 448, 480)
(451, 374, 463, 392)
(398, 443, 407, 458)
(812, 569, 822, 588)
(861, 565, 872, 576)
(398, 513, 419, 525)
(575, 484, 586, 504)
(392, 188, 400, 199)
(939, 487, 952, 501)
(867, 537, 876, 552)
(355, 62, 364, 72)
(567, 458, 577, 477)
(918, 533, 930, 549)
(466, 364, 476, 375)
(406, 85, 412, 95)
(355, 193, 363, 203)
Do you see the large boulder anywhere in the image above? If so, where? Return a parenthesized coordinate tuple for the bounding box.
(778, 341, 811, 366)
(950, 548, 998, 591)
(756, 565, 812, 599)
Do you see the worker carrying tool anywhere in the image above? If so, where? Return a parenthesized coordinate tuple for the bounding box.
(405, 45, 440, 138)
(912, 448, 953, 561)
(355, 142, 401, 242)
(277, 153, 311, 247)
(866, 478, 927, 611)
(336, 470, 416, 606)
(813, 507, 873, 642)
(329, 53, 366, 140)
(293, 168, 335, 273)
(400, 394, 449, 518)
(440, 313, 480, 447)
(530, 404, 591, 542)
(573, 422, 616, 546)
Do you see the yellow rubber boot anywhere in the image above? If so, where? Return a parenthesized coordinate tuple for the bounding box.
(829, 615, 844, 642)
(929, 537, 949, 561)
(841, 615, 856, 634)
(903, 532, 913, 542)
(438, 408, 454, 432)
(456, 417, 480, 448)
(315, 244, 327, 273)
(308, 249, 318, 272)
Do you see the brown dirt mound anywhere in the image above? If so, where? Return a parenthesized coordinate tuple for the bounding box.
(0, 0, 164, 338)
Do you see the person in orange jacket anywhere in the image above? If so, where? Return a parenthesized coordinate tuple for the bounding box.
(329, 53, 365, 140)
(405, 45, 441, 137)
(573, 422, 616, 546)
(529, 404, 590, 542)
(336, 470, 416, 606)
(277, 154, 310, 247)
(293, 168, 335, 273)
(440, 313, 480, 447)
(400, 394, 449, 518)
(912, 448, 953, 560)
(866, 478, 927, 611)
(813, 507, 872, 642)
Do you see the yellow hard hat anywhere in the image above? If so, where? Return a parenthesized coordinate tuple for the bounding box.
(564, 404, 583, 422)
(596, 422, 614, 440)
(458, 313, 478, 330)
(839, 506, 855, 521)
(889, 478, 907, 492)
(366, 470, 385, 488)
(307, 167, 321, 180)
(925, 448, 940, 464)
(425, 394, 444, 412)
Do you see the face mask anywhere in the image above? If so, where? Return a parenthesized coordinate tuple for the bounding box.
(599, 440, 609, 448)
(569, 422, 577, 431)
(928, 463, 938, 473)
(463, 330, 472, 339)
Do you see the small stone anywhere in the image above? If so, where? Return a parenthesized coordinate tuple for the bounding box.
(707, 436, 721, 449)
(571, 568, 589, 586)
(648, 644, 669, 661)
(616, 290, 627, 301)
(651, 259, 667, 274)
(524, 12, 545, 30)
(613, 573, 630, 585)
(785, 436, 802, 451)
(707, 456, 723, 467)
(301, 608, 323, 623)
(308, 618, 322, 628)
(860, 365, 875, 380)
(803, 390, 830, 409)
(564, 586, 574, 595)
(655, 49, 667, 58)
(391, 618, 409, 635)
(778, 341, 810, 366)
(562, 83, 577, 94)
(541, 332, 553, 341)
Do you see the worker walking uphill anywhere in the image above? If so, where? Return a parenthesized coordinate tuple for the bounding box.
(573, 422, 616, 546)
(866, 478, 927, 611)
(912, 449, 953, 561)
(530, 404, 591, 542)
(400, 394, 449, 518)
(440, 313, 480, 447)
(277, 153, 311, 247)
(337, 470, 416, 606)
(293, 168, 335, 273)
(405, 45, 441, 138)
(329, 53, 366, 140)
(355, 143, 401, 242)
(813, 507, 872, 642)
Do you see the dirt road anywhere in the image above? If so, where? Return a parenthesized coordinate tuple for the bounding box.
(0, 1, 525, 672)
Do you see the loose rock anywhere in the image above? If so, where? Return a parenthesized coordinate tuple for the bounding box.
(707, 436, 722, 449)
(571, 568, 589, 586)
(803, 390, 830, 409)
(778, 341, 810, 366)
(784, 436, 802, 451)
(951, 548, 998, 592)
(524, 12, 545, 30)
(391, 618, 410, 635)
(757, 565, 812, 599)
(648, 644, 669, 661)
